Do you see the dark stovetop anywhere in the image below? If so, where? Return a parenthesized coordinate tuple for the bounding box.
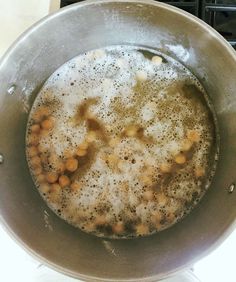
(60, 0, 236, 47)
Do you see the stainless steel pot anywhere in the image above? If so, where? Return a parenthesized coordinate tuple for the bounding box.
(0, 1, 236, 281)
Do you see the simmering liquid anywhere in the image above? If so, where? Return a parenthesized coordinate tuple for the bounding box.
(26, 45, 218, 238)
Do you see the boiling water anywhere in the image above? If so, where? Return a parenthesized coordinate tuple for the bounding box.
(26, 45, 218, 238)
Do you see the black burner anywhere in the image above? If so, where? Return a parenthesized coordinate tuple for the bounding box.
(60, 0, 236, 47)
(202, 1, 236, 46)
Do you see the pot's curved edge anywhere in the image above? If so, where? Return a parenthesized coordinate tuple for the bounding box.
(1, 211, 236, 282)
(0, 1, 236, 281)
(0, 0, 235, 70)
(0, 0, 236, 69)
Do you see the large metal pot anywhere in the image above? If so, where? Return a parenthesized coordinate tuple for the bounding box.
(0, 0, 236, 281)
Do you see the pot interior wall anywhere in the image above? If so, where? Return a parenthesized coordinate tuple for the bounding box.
(0, 1, 235, 281)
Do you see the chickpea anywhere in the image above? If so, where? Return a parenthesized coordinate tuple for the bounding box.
(34, 166, 43, 176)
(187, 129, 200, 143)
(46, 172, 58, 183)
(57, 162, 66, 174)
(36, 174, 46, 183)
(40, 154, 48, 165)
(37, 144, 47, 154)
(39, 106, 50, 116)
(28, 146, 38, 157)
(78, 141, 89, 150)
(181, 139, 193, 151)
(58, 175, 71, 188)
(85, 111, 96, 120)
(155, 221, 162, 230)
(152, 55, 163, 65)
(174, 153, 186, 164)
(28, 133, 39, 146)
(49, 184, 61, 202)
(33, 106, 50, 123)
(51, 183, 61, 193)
(40, 129, 49, 137)
(93, 49, 106, 59)
(112, 222, 124, 234)
(109, 137, 120, 147)
(48, 153, 58, 164)
(30, 124, 40, 133)
(108, 155, 121, 172)
(194, 166, 205, 177)
(125, 125, 138, 137)
(136, 224, 149, 236)
(116, 58, 127, 68)
(70, 181, 82, 191)
(86, 131, 97, 143)
(76, 148, 87, 157)
(39, 183, 50, 194)
(136, 70, 148, 82)
(94, 215, 106, 226)
(41, 117, 54, 130)
(117, 160, 125, 171)
(151, 211, 162, 224)
(160, 163, 172, 173)
(169, 142, 179, 156)
(166, 212, 175, 222)
(120, 181, 129, 193)
(145, 165, 156, 177)
(100, 152, 107, 163)
(84, 222, 96, 232)
(30, 156, 41, 168)
(143, 190, 154, 201)
(107, 154, 119, 166)
(65, 157, 78, 172)
(139, 175, 153, 186)
(33, 114, 41, 123)
(63, 149, 74, 159)
(156, 193, 168, 206)
(49, 154, 65, 173)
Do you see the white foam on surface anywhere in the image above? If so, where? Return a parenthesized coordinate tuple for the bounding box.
(26, 45, 218, 238)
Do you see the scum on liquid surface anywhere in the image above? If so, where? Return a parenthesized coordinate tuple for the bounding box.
(26, 45, 218, 238)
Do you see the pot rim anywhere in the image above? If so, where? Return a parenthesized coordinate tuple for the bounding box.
(0, 1, 236, 281)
